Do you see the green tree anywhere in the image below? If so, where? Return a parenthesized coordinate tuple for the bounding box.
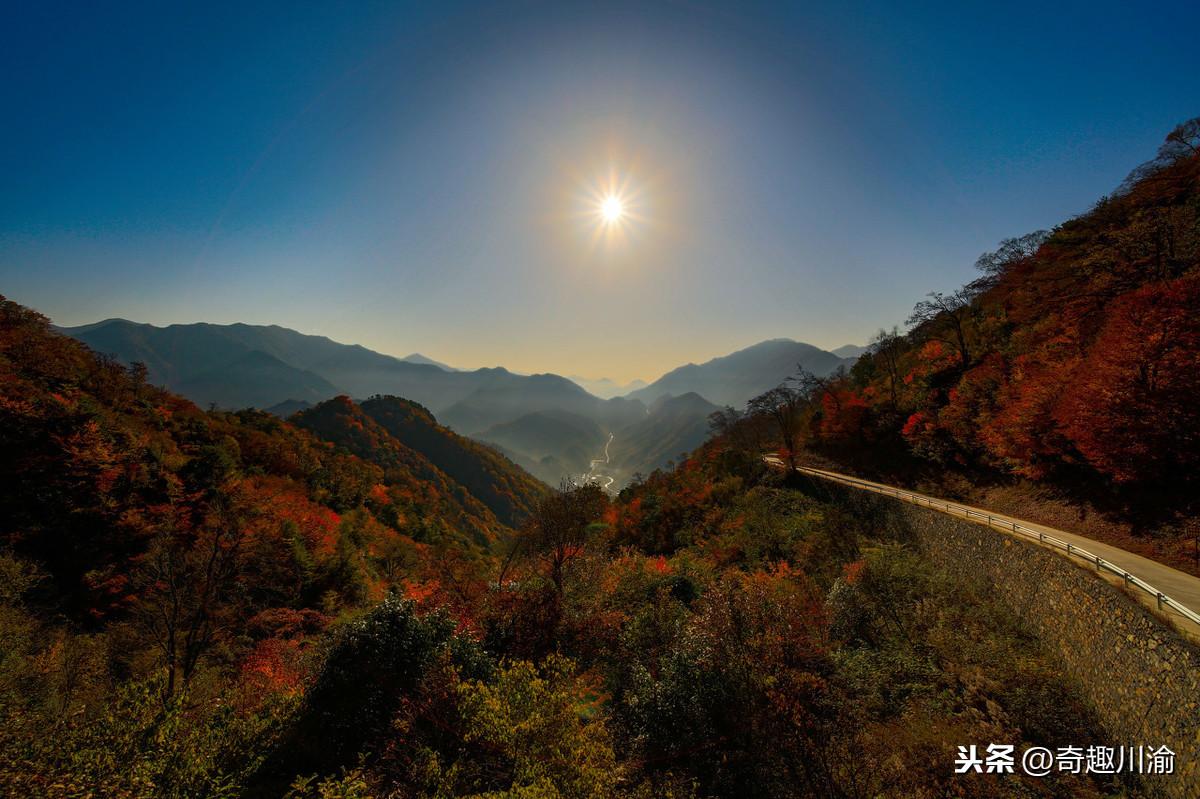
(443, 657, 621, 799)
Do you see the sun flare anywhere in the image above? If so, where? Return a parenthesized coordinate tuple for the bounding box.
(571, 165, 649, 250)
(601, 195, 624, 223)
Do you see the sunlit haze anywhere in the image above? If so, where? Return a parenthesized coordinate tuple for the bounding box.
(2, 1, 1198, 383)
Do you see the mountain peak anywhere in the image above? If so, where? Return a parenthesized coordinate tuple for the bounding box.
(628, 338, 846, 408)
(831, 344, 869, 359)
(56, 317, 142, 335)
(402, 352, 455, 371)
(649, 391, 720, 416)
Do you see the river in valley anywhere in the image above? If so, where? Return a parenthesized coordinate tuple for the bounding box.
(582, 432, 616, 491)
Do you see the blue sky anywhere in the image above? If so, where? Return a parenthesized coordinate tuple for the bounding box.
(2, 0, 1197, 382)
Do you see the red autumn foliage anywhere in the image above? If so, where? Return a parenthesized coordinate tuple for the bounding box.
(768, 137, 1200, 519)
(842, 559, 866, 585)
(0, 293, 545, 698)
(818, 389, 870, 442)
(241, 637, 307, 697)
(1054, 273, 1200, 483)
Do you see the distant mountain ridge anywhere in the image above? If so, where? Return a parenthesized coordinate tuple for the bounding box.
(440, 374, 646, 436)
(62, 319, 853, 489)
(179, 349, 339, 409)
(626, 338, 852, 408)
(831, 344, 869, 359)
(402, 352, 457, 371)
(60, 319, 643, 426)
(568, 375, 648, 399)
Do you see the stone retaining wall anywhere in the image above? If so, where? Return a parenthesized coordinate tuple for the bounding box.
(805, 476, 1200, 798)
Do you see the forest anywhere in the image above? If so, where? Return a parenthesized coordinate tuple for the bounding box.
(717, 120, 1200, 574)
(0, 295, 1133, 797)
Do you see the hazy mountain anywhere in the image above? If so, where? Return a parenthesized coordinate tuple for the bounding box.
(59, 318, 274, 386)
(177, 350, 340, 410)
(627, 339, 851, 408)
(65, 320, 851, 489)
(831, 344, 869, 359)
(62, 318, 480, 410)
(265, 399, 314, 417)
(440, 374, 646, 436)
(475, 410, 608, 485)
(470, 392, 719, 489)
(61, 319, 391, 395)
(402, 352, 457, 371)
(61, 320, 651, 430)
(606, 392, 721, 485)
(568, 375, 649, 399)
(316, 354, 478, 411)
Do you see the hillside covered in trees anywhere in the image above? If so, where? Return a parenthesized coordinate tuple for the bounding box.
(719, 119, 1200, 570)
(0, 297, 549, 790)
(0, 293, 1129, 797)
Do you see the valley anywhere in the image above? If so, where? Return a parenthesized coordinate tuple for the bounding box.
(582, 432, 616, 490)
(62, 321, 858, 491)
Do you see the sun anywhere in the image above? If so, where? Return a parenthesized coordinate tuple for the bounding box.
(570, 166, 647, 248)
(601, 195, 624, 224)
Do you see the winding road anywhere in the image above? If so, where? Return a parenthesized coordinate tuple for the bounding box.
(766, 457, 1200, 637)
(584, 433, 616, 490)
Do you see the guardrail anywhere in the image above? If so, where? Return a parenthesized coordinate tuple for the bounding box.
(784, 462, 1200, 630)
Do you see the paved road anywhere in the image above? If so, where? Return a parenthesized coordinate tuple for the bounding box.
(767, 456, 1200, 637)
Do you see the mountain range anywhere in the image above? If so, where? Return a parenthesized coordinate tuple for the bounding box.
(625, 338, 854, 407)
(61, 319, 854, 488)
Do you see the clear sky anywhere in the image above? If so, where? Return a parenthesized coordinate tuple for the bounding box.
(2, 1, 1197, 383)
